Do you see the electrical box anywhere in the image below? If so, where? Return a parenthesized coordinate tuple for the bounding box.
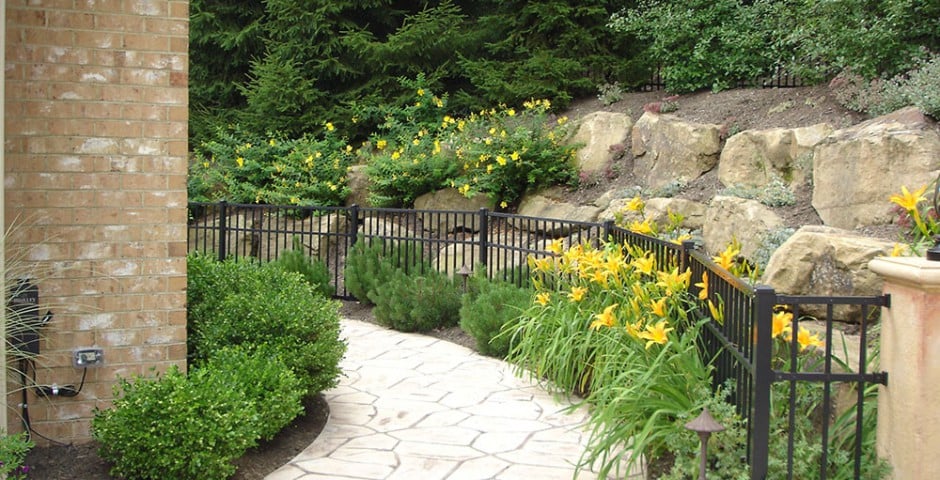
(9, 279, 40, 356)
(73, 348, 104, 367)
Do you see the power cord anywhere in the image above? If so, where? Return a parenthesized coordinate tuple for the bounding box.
(19, 358, 87, 446)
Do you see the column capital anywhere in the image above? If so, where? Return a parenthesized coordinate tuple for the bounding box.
(869, 256, 940, 292)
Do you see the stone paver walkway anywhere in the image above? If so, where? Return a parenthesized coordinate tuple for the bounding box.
(266, 319, 643, 480)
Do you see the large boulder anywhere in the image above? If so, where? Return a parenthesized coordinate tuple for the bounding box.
(413, 188, 494, 234)
(812, 108, 940, 229)
(599, 197, 706, 231)
(718, 123, 832, 188)
(702, 196, 784, 259)
(632, 113, 722, 190)
(571, 112, 633, 175)
(513, 188, 602, 235)
(761, 225, 895, 322)
(345, 164, 371, 207)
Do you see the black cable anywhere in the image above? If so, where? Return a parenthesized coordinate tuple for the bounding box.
(19, 359, 73, 446)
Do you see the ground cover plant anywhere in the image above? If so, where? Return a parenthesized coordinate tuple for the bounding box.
(91, 253, 346, 479)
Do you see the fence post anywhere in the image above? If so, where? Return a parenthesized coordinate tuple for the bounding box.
(478, 208, 489, 269)
(217, 200, 228, 262)
(603, 219, 614, 243)
(751, 285, 775, 480)
(680, 240, 696, 273)
(348, 204, 360, 247)
(869, 256, 940, 480)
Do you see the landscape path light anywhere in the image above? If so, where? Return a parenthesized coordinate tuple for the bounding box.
(684, 407, 725, 480)
(457, 265, 472, 292)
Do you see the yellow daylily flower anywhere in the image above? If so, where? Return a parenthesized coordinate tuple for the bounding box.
(625, 196, 645, 212)
(535, 292, 551, 306)
(590, 304, 618, 330)
(547, 239, 564, 255)
(629, 218, 654, 235)
(568, 286, 588, 302)
(713, 244, 740, 271)
(638, 320, 674, 348)
(650, 297, 668, 317)
(889, 185, 927, 211)
(236, 157, 245, 168)
(695, 272, 709, 301)
(772, 310, 793, 338)
(632, 255, 656, 276)
(797, 328, 824, 351)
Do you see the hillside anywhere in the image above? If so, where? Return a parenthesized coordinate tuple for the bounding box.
(560, 84, 910, 241)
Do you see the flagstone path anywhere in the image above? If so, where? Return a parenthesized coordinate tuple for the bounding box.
(265, 319, 643, 480)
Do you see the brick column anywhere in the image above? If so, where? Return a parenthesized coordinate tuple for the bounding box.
(869, 256, 940, 480)
(5, 0, 189, 443)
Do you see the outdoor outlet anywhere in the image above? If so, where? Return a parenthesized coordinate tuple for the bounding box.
(73, 348, 104, 368)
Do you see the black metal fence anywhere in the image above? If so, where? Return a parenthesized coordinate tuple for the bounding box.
(641, 65, 808, 92)
(187, 201, 886, 479)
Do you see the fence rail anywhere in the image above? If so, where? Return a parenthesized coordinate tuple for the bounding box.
(187, 201, 885, 479)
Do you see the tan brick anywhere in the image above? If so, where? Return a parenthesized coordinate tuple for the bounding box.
(9, 7, 47, 27)
(94, 119, 143, 137)
(121, 67, 168, 86)
(74, 30, 122, 50)
(95, 13, 145, 32)
(124, 33, 169, 52)
(142, 121, 185, 138)
(48, 11, 95, 30)
(47, 155, 95, 172)
(169, 1, 189, 18)
(122, 173, 167, 191)
(141, 291, 185, 310)
(123, 103, 166, 120)
(24, 28, 74, 47)
(76, 0, 123, 13)
(169, 36, 188, 54)
(143, 190, 186, 208)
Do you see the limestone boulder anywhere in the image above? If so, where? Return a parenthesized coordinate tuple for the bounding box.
(702, 196, 784, 259)
(718, 123, 832, 188)
(571, 112, 633, 175)
(599, 197, 706, 231)
(413, 188, 495, 234)
(761, 225, 895, 322)
(632, 112, 722, 189)
(345, 164, 372, 207)
(513, 188, 602, 235)
(812, 107, 940, 229)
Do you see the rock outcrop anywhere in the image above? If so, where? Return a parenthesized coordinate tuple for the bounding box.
(632, 113, 722, 190)
(413, 188, 494, 234)
(718, 123, 832, 188)
(761, 225, 895, 321)
(571, 112, 633, 175)
(812, 107, 940, 229)
(702, 196, 784, 259)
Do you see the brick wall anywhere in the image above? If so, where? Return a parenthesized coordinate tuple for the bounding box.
(4, 0, 189, 443)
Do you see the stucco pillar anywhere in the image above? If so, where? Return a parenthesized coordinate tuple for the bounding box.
(869, 256, 940, 480)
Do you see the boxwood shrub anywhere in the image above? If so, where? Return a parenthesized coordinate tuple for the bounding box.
(187, 253, 345, 396)
(93, 364, 257, 480)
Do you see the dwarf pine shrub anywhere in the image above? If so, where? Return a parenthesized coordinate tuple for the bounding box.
(459, 279, 532, 357)
(372, 268, 461, 332)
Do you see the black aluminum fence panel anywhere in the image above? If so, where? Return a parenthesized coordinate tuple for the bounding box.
(758, 294, 888, 480)
(641, 65, 808, 92)
(188, 202, 885, 479)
